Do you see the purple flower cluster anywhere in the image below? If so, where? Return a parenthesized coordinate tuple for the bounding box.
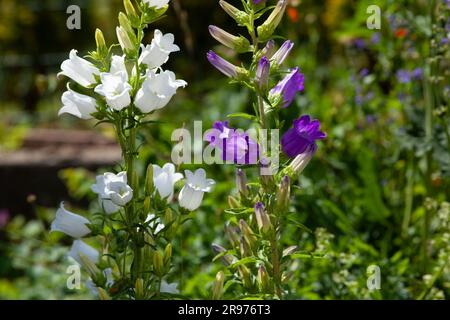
(206, 121, 259, 165)
(281, 115, 326, 158)
(396, 68, 423, 84)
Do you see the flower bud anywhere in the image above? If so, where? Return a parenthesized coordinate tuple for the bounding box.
(164, 207, 174, 225)
(207, 50, 238, 78)
(163, 243, 172, 268)
(145, 163, 154, 196)
(153, 251, 164, 277)
(260, 160, 276, 192)
(257, 0, 288, 41)
(236, 168, 249, 197)
(212, 243, 237, 266)
(208, 25, 251, 53)
(135, 278, 144, 299)
(124, 0, 139, 27)
(143, 234, 154, 263)
(259, 40, 276, 60)
(116, 26, 134, 52)
(219, 0, 249, 25)
(97, 287, 112, 300)
(228, 195, 241, 209)
(257, 265, 272, 293)
(276, 175, 290, 212)
(240, 235, 253, 257)
(271, 40, 294, 66)
(142, 197, 151, 221)
(254, 202, 273, 234)
(79, 252, 101, 281)
(256, 56, 270, 91)
(95, 29, 107, 56)
(289, 151, 314, 176)
(239, 219, 256, 247)
(212, 271, 225, 300)
(238, 265, 253, 290)
(118, 12, 136, 39)
(282, 245, 297, 257)
(224, 224, 240, 247)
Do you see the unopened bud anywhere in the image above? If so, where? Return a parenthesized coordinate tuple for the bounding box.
(207, 50, 239, 78)
(289, 151, 314, 176)
(163, 243, 172, 268)
(276, 175, 290, 212)
(97, 287, 111, 300)
(239, 219, 256, 247)
(238, 265, 253, 290)
(282, 245, 297, 257)
(116, 26, 134, 52)
(260, 160, 276, 191)
(228, 196, 240, 209)
(145, 164, 154, 196)
(257, 0, 288, 41)
(240, 235, 253, 257)
(118, 12, 135, 38)
(124, 0, 139, 27)
(208, 25, 251, 53)
(212, 243, 237, 266)
(142, 198, 151, 221)
(153, 251, 164, 277)
(135, 278, 144, 299)
(257, 40, 276, 60)
(256, 56, 270, 91)
(254, 202, 273, 234)
(95, 29, 107, 55)
(257, 265, 272, 293)
(212, 271, 225, 300)
(236, 168, 249, 197)
(219, 0, 249, 25)
(79, 253, 101, 281)
(224, 224, 240, 247)
(271, 40, 294, 66)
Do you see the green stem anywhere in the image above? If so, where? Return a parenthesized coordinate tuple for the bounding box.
(421, 0, 437, 273)
(128, 14, 146, 284)
(402, 151, 415, 238)
(258, 96, 266, 129)
(270, 236, 282, 299)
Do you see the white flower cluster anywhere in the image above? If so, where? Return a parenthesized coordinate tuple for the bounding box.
(152, 164, 216, 211)
(58, 29, 186, 119)
(50, 168, 214, 288)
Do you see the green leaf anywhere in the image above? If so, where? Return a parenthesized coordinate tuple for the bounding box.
(290, 252, 326, 260)
(224, 208, 254, 215)
(227, 112, 257, 121)
(229, 256, 258, 268)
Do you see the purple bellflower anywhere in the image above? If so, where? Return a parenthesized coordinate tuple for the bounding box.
(269, 67, 304, 108)
(206, 121, 259, 165)
(281, 115, 326, 158)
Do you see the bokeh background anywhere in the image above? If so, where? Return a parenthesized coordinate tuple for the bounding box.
(0, 0, 449, 299)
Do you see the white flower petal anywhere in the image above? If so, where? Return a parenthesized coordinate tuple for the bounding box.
(50, 203, 91, 238)
(68, 240, 99, 265)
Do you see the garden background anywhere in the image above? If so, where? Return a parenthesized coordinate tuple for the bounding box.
(0, 0, 449, 299)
